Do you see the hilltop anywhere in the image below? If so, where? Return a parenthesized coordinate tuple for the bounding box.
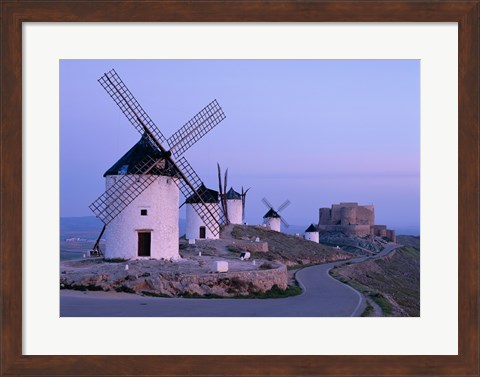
(223, 224, 353, 265)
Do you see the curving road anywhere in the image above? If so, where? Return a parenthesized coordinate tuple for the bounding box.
(60, 243, 401, 317)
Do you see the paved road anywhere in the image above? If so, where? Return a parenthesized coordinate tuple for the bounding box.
(60, 243, 401, 317)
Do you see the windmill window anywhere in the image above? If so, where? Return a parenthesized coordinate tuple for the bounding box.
(141, 209, 148, 216)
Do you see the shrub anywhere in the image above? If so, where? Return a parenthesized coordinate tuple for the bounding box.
(115, 285, 135, 294)
(259, 262, 274, 270)
(104, 258, 129, 263)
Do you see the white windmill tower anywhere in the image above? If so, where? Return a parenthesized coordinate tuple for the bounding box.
(102, 134, 180, 260)
(304, 224, 320, 243)
(261, 198, 291, 232)
(89, 69, 226, 260)
(185, 184, 220, 240)
(226, 187, 243, 225)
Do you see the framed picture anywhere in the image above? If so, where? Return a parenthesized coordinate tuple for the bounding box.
(1, 1, 478, 376)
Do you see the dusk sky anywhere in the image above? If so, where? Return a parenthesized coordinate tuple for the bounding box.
(60, 60, 420, 234)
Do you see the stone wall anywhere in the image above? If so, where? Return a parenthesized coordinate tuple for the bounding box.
(318, 224, 371, 237)
(319, 202, 374, 227)
(237, 242, 269, 253)
(61, 263, 288, 297)
(386, 229, 396, 243)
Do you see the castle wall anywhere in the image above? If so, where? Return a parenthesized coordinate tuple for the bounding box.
(319, 208, 331, 225)
(318, 202, 374, 227)
(186, 203, 220, 240)
(356, 206, 374, 225)
(372, 225, 387, 237)
(386, 229, 396, 243)
(104, 175, 179, 260)
(330, 204, 343, 224)
(341, 206, 357, 225)
(227, 199, 243, 225)
(318, 224, 371, 237)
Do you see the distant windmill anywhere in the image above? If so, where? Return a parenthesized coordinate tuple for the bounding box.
(262, 198, 290, 232)
(217, 163, 251, 225)
(89, 69, 226, 260)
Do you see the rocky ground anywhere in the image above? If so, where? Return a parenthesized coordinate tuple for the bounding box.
(60, 224, 356, 298)
(319, 231, 387, 254)
(330, 236, 420, 317)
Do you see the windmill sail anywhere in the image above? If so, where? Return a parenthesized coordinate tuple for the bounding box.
(167, 99, 226, 159)
(261, 197, 291, 229)
(89, 156, 163, 225)
(98, 69, 168, 146)
(175, 157, 226, 236)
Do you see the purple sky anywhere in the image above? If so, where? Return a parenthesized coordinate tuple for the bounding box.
(60, 60, 420, 233)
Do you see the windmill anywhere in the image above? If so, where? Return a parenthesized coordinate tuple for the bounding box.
(89, 69, 226, 259)
(262, 198, 291, 232)
(217, 163, 251, 225)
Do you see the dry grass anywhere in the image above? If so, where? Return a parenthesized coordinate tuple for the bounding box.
(229, 225, 353, 265)
(332, 246, 420, 316)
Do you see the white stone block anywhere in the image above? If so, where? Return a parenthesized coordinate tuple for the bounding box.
(188, 239, 196, 245)
(240, 252, 251, 261)
(211, 261, 228, 273)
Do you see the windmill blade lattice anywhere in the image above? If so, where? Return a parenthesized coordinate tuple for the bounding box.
(167, 100, 226, 159)
(280, 217, 290, 228)
(174, 157, 226, 236)
(89, 156, 163, 225)
(262, 197, 275, 210)
(277, 200, 291, 213)
(98, 69, 168, 146)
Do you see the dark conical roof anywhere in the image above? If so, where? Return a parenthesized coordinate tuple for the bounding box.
(305, 224, 318, 233)
(226, 187, 241, 200)
(186, 184, 219, 204)
(103, 134, 173, 177)
(263, 208, 280, 219)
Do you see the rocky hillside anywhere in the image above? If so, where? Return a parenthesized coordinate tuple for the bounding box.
(319, 231, 386, 254)
(227, 225, 353, 266)
(331, 246, 420, 316)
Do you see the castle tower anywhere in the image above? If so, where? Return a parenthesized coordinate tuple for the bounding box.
(226, 187, 242, 224)
(103, 134, 180, 260)
(304, 224, 319, 243)
(185, 185, 220, 240)
(263, 209, 281, 232)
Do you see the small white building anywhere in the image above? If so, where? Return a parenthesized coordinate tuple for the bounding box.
(226, 187, 242, 225)
(304, 224, 320, 243)
(103, 134, 180, 260)
(263, 209, 281, 232)
(185, 184, 220, 240)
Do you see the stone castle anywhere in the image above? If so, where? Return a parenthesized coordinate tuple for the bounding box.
(318, 202, 396, 242)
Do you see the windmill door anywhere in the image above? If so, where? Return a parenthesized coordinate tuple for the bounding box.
(199, 226, 206, 239)
(138, 232, 151, 257)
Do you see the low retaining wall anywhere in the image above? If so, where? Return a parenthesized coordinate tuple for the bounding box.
(237, 242, 269, 253)
(61, 264, 288, 297)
